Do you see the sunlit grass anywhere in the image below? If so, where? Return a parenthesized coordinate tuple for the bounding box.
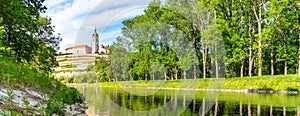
(97, 75, 300, 91)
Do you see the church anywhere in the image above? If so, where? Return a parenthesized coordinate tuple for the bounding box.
(53, 29, 110, 78)
(65, 29, 109, 55)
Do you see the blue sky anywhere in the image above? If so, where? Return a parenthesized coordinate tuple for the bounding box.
(43, 0, 153, 52)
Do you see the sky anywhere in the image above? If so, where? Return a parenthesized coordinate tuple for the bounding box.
(43, 0, 154, 53)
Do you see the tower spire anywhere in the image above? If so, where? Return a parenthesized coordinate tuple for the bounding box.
(92, 27, 99, 54)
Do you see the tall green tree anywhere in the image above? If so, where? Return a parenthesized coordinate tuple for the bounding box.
(0, 0, 61, 73)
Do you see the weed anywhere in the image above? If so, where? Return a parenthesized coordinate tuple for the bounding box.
(46, 100, 65, 115)
(7, 89, 15, 111)
(22, 97, 30, 115)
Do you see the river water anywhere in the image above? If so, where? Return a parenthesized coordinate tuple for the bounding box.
(74, 85, 300, 116)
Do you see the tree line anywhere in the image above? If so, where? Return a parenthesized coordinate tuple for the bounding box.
(95, 0, 300, 81)
(0, 0, 61, 73)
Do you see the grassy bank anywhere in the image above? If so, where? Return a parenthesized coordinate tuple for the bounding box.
(0, 57, 83, 115)
(97, 75, 300, 92)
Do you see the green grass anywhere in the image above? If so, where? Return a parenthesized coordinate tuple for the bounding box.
(0, 57, 83, 114)
(97, 75, 300, 91)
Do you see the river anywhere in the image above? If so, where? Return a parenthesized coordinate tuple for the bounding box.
(74, 85, 300, 116)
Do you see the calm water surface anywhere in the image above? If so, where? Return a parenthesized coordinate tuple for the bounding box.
(74, 86, 300, 116)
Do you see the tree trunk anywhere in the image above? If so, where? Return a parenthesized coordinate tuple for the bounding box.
(231, 63, 235, 78)
(184, 70, 187, 80)
(239, 101, 243, 116)
(284, 61, 288, 75)
(258, 1, 263, 76)
(240, 59, 244, 78)
(298, 11, 300, 74)
(152, 94, 154, 105)
(164, 71, 167, 81)
(257, 105, 261, 116)
(298, 39, 300, 74)
(214, 100, 218, 116)
(249, 23, 254, 77)
(248, 102, 251, 116)
(284, 37, 288, 75)
(192, 33, 198, 80)
(270, 105, 273, 116)
(194, 64, 197, 79)
(175, 67, 178, 80)
(239, 0, 244, 78)
(202, 42, 206, 79)
(283, 106, 286, 116)
(153, 73, 155, 80)
(202, 98, 205, 116)
(215, 57, 219, 78)
(193, 98, 196, 112)
(297, 107, 300, 116)
(249, 53, 253, 77)
(271, 41, 274, 76)
(115, 76, 118, 82)
(253, 50, 257, 76)
(253, 0, 263, 76)
(214, 9, 219, 79)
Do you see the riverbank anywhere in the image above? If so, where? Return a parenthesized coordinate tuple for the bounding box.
(81, 75, 300, 93)
(0, 57, 87, 115)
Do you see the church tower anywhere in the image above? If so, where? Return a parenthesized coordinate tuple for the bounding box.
(91, 28, 99, 54)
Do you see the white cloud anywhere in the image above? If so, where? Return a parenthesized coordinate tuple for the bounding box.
(43, 0, 153, 52)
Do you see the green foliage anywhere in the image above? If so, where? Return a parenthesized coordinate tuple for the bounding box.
(0, 0, 61, 73)
(46, 87, 83, 114)
(97, 0, 300, 81)
(74, 72, 98, 83)
(95, 57, 113, 82)
(86, 65, 95, 71)
(286, 87, 298, 92)
(46, 100, 65, 115)
(49, 87, 83, 105)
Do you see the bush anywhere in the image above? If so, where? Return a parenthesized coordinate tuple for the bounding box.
(46, 100, 65, 115)
(74, 72, 98, 83)
(286, 87, 298, 92)
(49, 87, 83, 105)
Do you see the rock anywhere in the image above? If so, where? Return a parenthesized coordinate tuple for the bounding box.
(64, 102, 88, 116)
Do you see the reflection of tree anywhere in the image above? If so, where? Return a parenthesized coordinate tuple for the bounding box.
(74, 86, 298, 115)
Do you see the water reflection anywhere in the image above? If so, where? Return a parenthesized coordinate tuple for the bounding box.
(75, 86, 300, 116)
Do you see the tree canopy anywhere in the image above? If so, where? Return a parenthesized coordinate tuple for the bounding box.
(0, 0, 61, 73)
(96, 0, 300, 81)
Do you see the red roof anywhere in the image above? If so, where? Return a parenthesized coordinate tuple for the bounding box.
(65, 44, 91, 51)
(100, 44, 110, 50)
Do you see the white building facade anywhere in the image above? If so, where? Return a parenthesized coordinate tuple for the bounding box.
(65, 45, 92, 54)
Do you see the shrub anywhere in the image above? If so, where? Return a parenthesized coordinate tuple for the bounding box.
(49, 87, 83, 105)
(74, 72, 97, 83)
(286, 87, 298, 92)
(46, 100, 65, 115)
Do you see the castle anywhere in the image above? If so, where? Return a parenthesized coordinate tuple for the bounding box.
(52, 29, 109, 79)
(65, 28, 109, 55)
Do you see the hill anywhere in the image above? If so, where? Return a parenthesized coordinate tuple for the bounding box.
(0, 57, 86, 115)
